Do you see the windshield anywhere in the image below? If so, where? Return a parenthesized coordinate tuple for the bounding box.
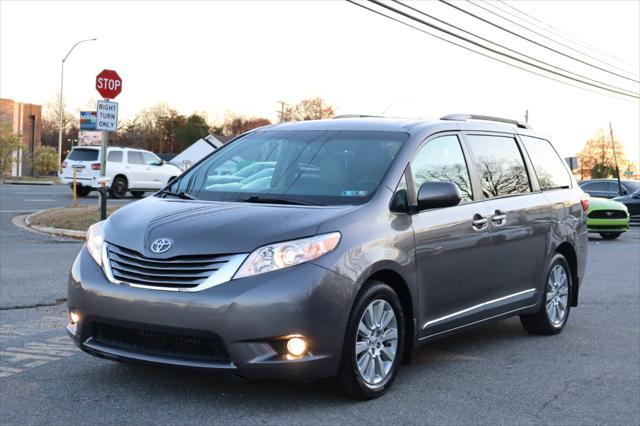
(165, 130, 408, 205)
(625, 180, 640, 192)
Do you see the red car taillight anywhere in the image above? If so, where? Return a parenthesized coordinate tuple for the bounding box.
(580, 198, 589, 213)
(91, 163, 101, 170)
(62, 161, 68, 168)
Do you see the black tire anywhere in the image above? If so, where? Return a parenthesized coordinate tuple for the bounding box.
(75, 186, 91, 197)
(520, 254, 572, 335)
(339, 280, 405, 400)
(109, 176, 128, 199)
(130, 191, 145, 198)
(599, 232, 621, 240)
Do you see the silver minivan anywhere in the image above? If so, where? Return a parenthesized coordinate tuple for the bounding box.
(67, 115, 588, 399)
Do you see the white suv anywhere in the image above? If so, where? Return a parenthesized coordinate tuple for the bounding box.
(60, 147, 182, 198)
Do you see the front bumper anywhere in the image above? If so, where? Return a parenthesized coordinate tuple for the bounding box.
(67, 247, 358, 379)
(586, 217, 630, 233)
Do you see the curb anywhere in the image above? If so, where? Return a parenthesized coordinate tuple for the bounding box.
(5, 180, 56, 185)
(21, 209, 86, 240)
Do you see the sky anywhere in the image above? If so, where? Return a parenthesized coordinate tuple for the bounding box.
(1, 0, 639, 163)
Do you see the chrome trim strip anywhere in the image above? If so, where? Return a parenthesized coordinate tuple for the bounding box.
(102, 242, 247, 292)
(422, 288, 536, 329)
(419, 303, 537, 341)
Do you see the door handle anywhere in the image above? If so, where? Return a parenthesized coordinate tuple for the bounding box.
(472, 214, 488, 231)
(492, 210, 507, 226)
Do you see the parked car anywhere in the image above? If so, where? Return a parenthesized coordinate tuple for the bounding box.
(60, 147, 182, 198)
(67, 114, 588, 399)
(586, 197, 630, 239)
(613, 190, 640, 223)
(578, 178, 640, 199)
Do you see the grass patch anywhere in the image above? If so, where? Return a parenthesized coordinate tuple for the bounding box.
(29, 206, 121, 232)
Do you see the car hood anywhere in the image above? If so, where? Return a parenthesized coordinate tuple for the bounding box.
(103, 196, 353, 257)
(588, 196, 627, 212)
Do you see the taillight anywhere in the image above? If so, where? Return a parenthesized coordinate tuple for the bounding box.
(581, 198, 589, 213)
(62, 161, 68, 168)
(91, 163, 101, 170)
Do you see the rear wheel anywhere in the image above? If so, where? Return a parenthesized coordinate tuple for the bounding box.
(130, 191, 145, 198)
(75, 186, 91, 197)
(339, 281, 404, 400)
(599, 232, 621, 240)
(109, 176, 128, 199)
(520, 254, 571, 335)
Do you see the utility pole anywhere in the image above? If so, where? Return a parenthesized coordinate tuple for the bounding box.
(277, 101, 288, 123)
(609, 122, 623, 196)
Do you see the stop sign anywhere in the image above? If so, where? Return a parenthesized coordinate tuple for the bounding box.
(96, 69, 122, 99)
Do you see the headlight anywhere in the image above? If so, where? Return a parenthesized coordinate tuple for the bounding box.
(86, 220, 106, 266)
(234, 232, 341, 279)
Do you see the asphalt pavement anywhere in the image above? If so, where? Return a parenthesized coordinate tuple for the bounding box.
(0, 184, 638, 425)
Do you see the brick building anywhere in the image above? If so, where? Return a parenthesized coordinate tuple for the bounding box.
(0, 98, 42, 176)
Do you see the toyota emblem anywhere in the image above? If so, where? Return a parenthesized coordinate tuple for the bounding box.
(150, 238, 173, 254)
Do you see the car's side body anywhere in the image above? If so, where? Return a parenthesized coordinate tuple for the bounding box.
(67, 117, 588, 388)
(60, 146, 182, 194)
(579, 178, 640, 199)
(613, 190, 640, 223)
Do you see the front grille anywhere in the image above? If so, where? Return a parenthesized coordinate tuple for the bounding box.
(588, 210, 627, 219)
(107, 244, 232, 289)
(92, 323, 230, 363)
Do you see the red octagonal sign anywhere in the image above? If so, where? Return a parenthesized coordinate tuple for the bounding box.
(96, 69, 122, 99)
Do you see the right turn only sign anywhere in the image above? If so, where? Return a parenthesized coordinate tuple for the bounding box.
(96, 100, 118, 132)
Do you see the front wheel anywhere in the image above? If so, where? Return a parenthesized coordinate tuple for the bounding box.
(599, 232, 621, 240)
(520, 254, 572, 335)
(339, 281, 405, 400)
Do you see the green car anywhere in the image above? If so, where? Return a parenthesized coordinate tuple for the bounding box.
(587, 197, 630, 239)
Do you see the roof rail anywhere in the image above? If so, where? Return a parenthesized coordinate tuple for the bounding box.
(440, 114, 531, 129)
(332, 114, 384, 119)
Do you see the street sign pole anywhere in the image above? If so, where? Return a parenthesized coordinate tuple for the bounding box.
(99, 97, 110, 220)
(95, 69, 122, 221)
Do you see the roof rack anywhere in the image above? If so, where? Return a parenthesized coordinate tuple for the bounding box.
(440, 114, 531, 129)
(332, 114, 384, 119)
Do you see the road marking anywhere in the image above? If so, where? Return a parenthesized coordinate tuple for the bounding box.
(0, 336, 79, 378)
(23, 199, 56, 202)
(13, 193, 68, 196)
(0, 210, 37, 213)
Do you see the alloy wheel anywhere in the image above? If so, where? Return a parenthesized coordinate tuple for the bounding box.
(355, 299, 398, 386)
(545, 264, 569, 327)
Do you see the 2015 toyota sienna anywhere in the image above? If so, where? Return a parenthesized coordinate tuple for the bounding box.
(67, 114, 588, 399)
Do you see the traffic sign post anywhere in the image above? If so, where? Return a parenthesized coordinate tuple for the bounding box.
(95, 69, 122, 220)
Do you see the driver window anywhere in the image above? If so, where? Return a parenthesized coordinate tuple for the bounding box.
(411, 135, 473, 202)
(143, 152, 160, 165)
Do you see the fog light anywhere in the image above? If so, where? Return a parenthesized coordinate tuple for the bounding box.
(286, 336, 307, 357)
(69, 311, 80, 325)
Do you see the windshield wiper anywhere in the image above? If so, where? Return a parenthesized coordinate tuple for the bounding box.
(158, 190, 197, 200)
(241, 195, 321, 206)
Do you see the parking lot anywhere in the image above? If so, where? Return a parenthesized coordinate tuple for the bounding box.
(1, 183, 638, 424)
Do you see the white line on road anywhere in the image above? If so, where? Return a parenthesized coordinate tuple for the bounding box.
(23, 199, 56, 202)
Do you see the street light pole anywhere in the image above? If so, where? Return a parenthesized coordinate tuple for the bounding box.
(57, 38, 97, 172)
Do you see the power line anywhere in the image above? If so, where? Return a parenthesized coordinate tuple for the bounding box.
(497, 0, 639, 70)
(466, 0, 639, 79)
(344, 0, 637, 103)
(369, 0, 638, 99)
(392, 0, 637, 97)
(438, 0, 640, 84)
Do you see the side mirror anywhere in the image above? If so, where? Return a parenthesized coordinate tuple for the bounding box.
(417, 181, 462, 211)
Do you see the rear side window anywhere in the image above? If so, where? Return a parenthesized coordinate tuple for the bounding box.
(411, 135, 473, 202)
(107, 151, 122, 162)
(465, 134, 531, 198)
(521, 136, 571, 190)
(68, 149, 98, 161)
(127, 151, 144, 164)
(582, 181, 607, 191)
